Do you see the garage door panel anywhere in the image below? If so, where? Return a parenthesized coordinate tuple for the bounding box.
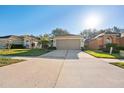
(56, 39, 80, 50)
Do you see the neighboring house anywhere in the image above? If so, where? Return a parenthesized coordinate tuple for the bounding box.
(23, 35, 40, 48)
(86, 32, 124, 50)
(0, 35, 24, 49)
(0, 35, 40, 49)
(53, 34, 84, 50)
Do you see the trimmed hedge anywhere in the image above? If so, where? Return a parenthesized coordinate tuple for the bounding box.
(48, 47, 56, 50)
(117, 46, 124, 50)
(102, 48, 119, 53)
(81, 47, 85, 51)
(102, 43, 119, 53)
(11, 44, 25, 49)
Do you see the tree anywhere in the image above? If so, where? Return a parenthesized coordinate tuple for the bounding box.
(113, 26, 120, 33)
(6, 40, 12, 49)
(39, 34, 50, 49)
(80, 29, 97, 39)
(81, 27, 121, 40)
(51, 28, 69, 36)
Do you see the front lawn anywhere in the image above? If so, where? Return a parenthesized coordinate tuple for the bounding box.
(110, 62, 124, 69)
(85, 50, 124, 59)
(0, 58, 24, 67)
(0, 49, 51, 57)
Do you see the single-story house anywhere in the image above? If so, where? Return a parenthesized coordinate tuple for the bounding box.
(53, 35, 84, 50)
(0, 35, 40, 49)
(85, 32, 124, 50)
(23, 35, 40, 48)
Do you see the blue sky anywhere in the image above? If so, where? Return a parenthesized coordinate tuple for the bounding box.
(0, 5, 124, 36)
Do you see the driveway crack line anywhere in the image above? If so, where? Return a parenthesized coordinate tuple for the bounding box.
(53, 50, 68, 88)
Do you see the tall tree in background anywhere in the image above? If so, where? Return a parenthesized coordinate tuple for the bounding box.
(113, 26, 120, 33)
(80, 29, 97, 39)
(80, 26, 121, 40)
(51, 28, 69, 36)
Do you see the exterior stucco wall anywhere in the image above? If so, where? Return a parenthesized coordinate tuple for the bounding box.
(0, 36, 39, 49)
(80, 38, 84, 47)
(53, 39, 56, 47)
(0, 37, 23, 49)
(23, 36, 39, 48)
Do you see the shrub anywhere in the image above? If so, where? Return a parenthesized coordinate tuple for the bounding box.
(11, 44, 25, 49)
(48, 47, 56, 50)
(102, 43, 119, 53)
(84, 45, 90, 50)
(102, 48, 108, 52)
(116, 46, 124, 50)
(81, 47, 85, 51)
(106, 43, 118, 49)
(102, 48, 119, 53)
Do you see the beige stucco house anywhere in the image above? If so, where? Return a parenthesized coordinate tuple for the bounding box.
(0, 35, 39, 49)
(53, 35, 84, 50)
(23, 35, 39, 48)
(0, 35, 23, 49)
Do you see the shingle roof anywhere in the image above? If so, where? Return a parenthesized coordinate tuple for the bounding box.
(93, 32, 120, 39)
(93, 33, 105, 39)
(55, 34, 80, 37)
(0, 35, 13, 38)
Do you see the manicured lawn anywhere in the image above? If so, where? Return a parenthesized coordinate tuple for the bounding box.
(0, 49, 51, 57)
(0, 58, 24, 67)
(85, 50, 124, 59)
(110, 62, 124, 69)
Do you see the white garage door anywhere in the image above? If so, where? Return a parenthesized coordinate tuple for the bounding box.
(56, 39, 80, 50)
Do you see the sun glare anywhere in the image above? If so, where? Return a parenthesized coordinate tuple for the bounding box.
(84, 14, 101, 29)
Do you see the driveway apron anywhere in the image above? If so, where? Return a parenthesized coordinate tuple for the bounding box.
(0, 50, 124, 88)
(55, 51, 124, 88)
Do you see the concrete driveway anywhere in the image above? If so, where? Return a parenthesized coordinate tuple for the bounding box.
(40, 50, 81, 59)
(0, 50, 124, 88)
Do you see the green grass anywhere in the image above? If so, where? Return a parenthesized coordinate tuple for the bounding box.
(85, 50, 124, 59)
(0, 49, 51, 57)
(110, 62, 124, 69)
(0, 58, 24, 67)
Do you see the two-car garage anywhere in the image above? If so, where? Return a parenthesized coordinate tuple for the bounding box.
(56, 39, 80, 50)
(53, 35, 83, 50)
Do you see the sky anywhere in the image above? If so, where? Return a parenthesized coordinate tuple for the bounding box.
(0, 5, 124, 36)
